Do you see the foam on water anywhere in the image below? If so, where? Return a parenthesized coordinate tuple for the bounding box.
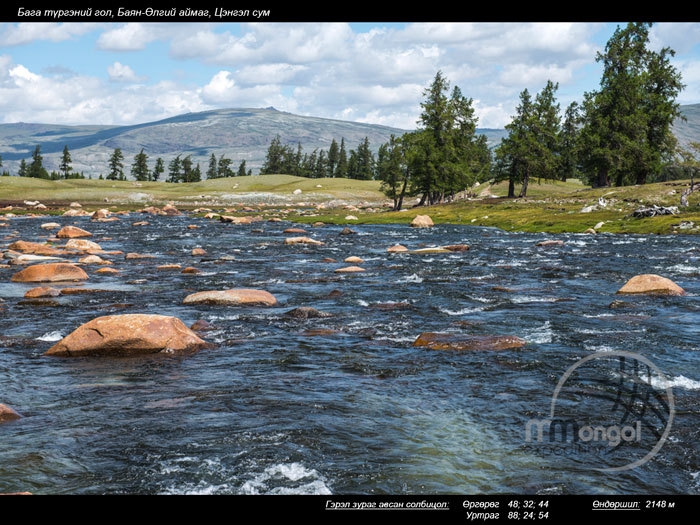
(239, 462, 332, 495)
(36, 331, 64, 342)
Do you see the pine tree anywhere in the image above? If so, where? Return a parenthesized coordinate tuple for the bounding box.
(336, 138, 348, 178)
(559, 102, 581, 182)
(167, 155, 182, 183)
(107, 148, 124, 181)
(181, 155, 193, 183)
(207, 153, 218, 179)
(59, 145, 72, 179)
(18, 159, 28, 177)
(28, 145, 49, 179)
(327, 139, 339, 177)
(131, 149, 150, 181)
(237, 160, 247, 177)
(217, 155, 233, 178)
(152, 158, 164, 181)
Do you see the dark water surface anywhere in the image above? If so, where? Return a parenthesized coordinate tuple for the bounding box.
(1, 214, 699, 494)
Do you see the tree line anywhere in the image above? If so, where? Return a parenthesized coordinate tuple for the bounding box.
(260, 135, 376, 180)
(378, 22, 695, 209)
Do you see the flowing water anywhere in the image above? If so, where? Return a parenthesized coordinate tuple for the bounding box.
(0, 214, 699, 494)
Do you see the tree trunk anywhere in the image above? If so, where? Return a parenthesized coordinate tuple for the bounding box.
(518, 169, 530, 198)
(596, 167, 610, 188)
(395, 176, 409, 211)
(615, 171, 624, 187)
(508, 178, 515, 198)
(635, 171, 647, 185)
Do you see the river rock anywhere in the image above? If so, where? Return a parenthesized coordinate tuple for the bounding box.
(616, 274, 685, 296)
(11, 263, 89, 283)
(410, 247, 451, 254)
(335, 266, 366, 273)
(284, 228, 307, 234)
(162, 204, 181, 216)
(413, 333, 527, 351)
(443, 244, 470, 252)
(95, 267, 120, 274)
(24, 286, 61, 298)
(284, 307, 333, 319)
(8, 241, 65, 257)
(65, 239, 102, 251)
(40, 222, 61, 230)
(125, 253, 156, 259)
(0, 404, 21, 423)
(183, 289, 278, 306)
(339, 227, 356, 235)
(344, 215, 358, 221)
(344, 256, 364, 263)
(387, 244, 408, 253)
(45, 314, 208, 357)
(191, 248, 207, 256)
(181, 267, 201, 274)
(78, 255, 111, 265)
(56, 226, 92, 238)
(536, 240, 564, 247)
(284, 236, 324, 245)
(410, 215, 434, 228)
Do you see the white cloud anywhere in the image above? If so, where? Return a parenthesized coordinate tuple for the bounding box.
(0, 23, 102, 46)
(107, 62, 146, 83)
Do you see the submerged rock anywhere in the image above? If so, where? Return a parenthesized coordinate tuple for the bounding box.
(339, 227, 357, 235)
(335, 266, 366, 273)
(536, 240, 564, 247)
(443, 244, 470, 252)
(11, 263, 89, 283)
(183, 289, 278, 306)
(45, 314, 208, 357)
(413, 332, 527, 351)
(0, 404, 21, 423)
(284, 307, 332, 319)
(284, 236, 324, 245)
(65, 239, 102, 251)
(616, 274, 685, 296)
(387, 244, 408, 253)
(24, 286, 61, 298)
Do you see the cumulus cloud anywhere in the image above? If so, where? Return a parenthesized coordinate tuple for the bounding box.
(107, 62, 146, 83)
(2, 22, 697, 132)
(0, 23, 102, 46)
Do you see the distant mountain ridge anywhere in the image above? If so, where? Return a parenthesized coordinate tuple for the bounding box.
(0, 104, 697, 178)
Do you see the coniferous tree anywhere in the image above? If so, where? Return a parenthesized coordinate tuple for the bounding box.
(336, 138, 348, 178)
(107, 148, 124, 181)
(131, 149, 150, 181)
(167, 155, 182, 183)
(59, 145, 72, 179)
(18, 159, 28, 177)
(579, 22, 684, 187)
(190, 163, 202, 183)
(152, 157, 164, 181)
(559, 102, 582, 182)
(327, 139, 339, 177)
(207, 153, 218, 179)
(237, 160, 248, 177)
(181, 155, 193, 183)
(217, 155, 233, 178)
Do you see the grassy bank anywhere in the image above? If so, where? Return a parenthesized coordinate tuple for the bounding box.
(0, 175, 386, 206)
(2, 175, 700, 234)
(290, 179, 700, 235)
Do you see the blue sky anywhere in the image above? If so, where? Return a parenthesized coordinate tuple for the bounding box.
(1, 22, 699, 129)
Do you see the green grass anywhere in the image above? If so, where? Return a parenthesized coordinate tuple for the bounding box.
(3, 175, 700, 235)
(0, 175, 385, 205)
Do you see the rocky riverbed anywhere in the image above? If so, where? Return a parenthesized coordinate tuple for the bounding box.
(1, 206, 699, 494)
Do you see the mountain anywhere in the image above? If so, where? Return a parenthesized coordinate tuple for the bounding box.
(0, 108, 410, 177)
(0, 104, 697, 178)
